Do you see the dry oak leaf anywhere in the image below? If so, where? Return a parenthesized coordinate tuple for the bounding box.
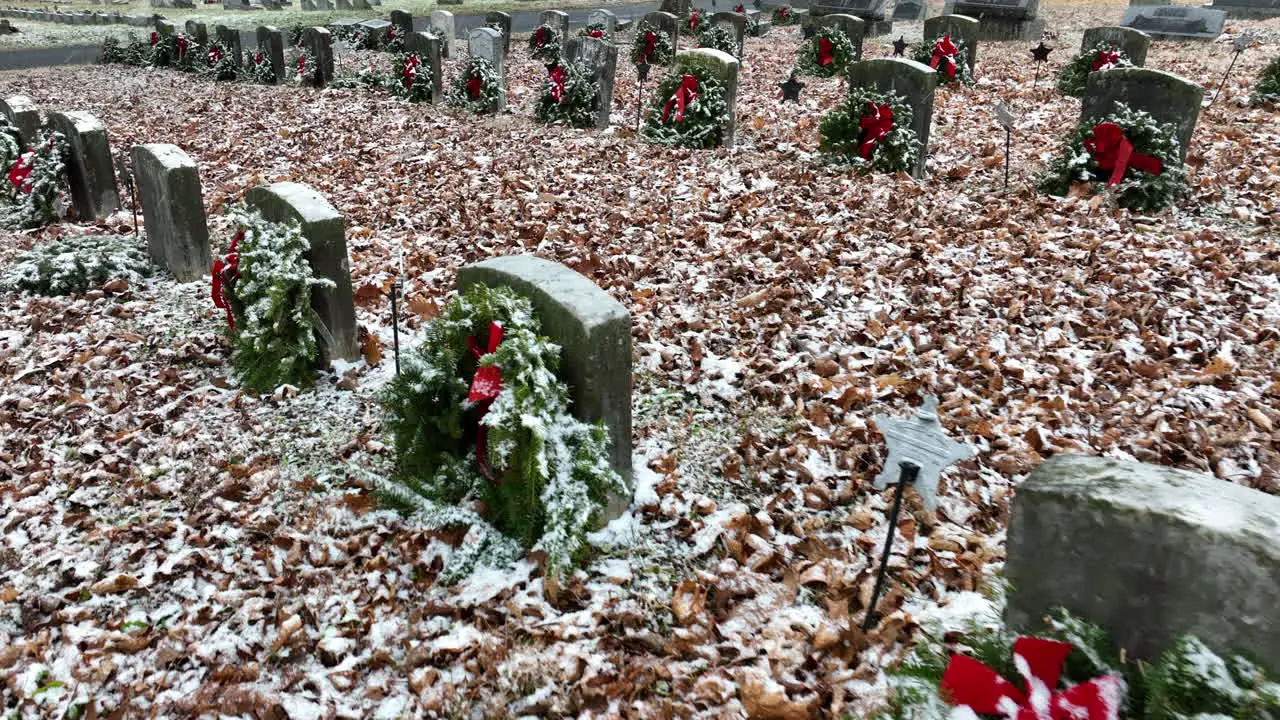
(736, 666, 819, 720)
(672, 579, 707, 626)
(363, 333, 383, 366)
(90, 574, 139, 595)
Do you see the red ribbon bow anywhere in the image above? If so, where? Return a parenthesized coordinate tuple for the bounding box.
(642, 31, 658, 62)
(296, 56, 305, 73)
(177, 34, 187, 59)
(402, 54, 419, 87)
(387, 27, 396, 40)
(1084, 122, 1164, 187)
(587, 28, 604, 38)
(208, 45, 223, 65)
(466, 71, 483, 99)
(255, 51, 264, 64)
(534, 27, 548, 47)
(941, 637, 1124, 720)
(930, 33, 958, 79)
(549, 65, 567, 102)
(688, 13, 701, 31)
(211, 229, 243, 331)
(1091, 47, 1121, 71)
(467, 322, 504, 481)
(150, 31, 158, 46)
(857, 101, 894, 159)
(734, 4, 745, 11)
(818, 36, 834, 67)
(7, 150, 33, 193)
(779, 6, 789, 16)
(662, 74, 699, 124)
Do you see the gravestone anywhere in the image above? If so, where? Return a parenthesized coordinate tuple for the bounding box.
(641, 11, 680, 55)
(817, 13, 865, 61)
(1005, 455, 1280, 671)
(256, 26, 285, 83)
(45, 111, 119, 221)
(1080, 25, 1150, 67)
(671, 48, 739, 146)
(952, 0, 1042, 40)
(130, 144, 209, 283)
(261, 0, 282, 9)
(457, 255, 633, 513)
(586, 8, 617, 39)
(215, 23, 242, 65)
(1080, 67, 1202, 163)
(0, 95, 40, 146)
(405, 32, 444, 104)
(810, 0, 891, 36)
(357, 19, 392, 49)
(303, 26, 334, 86)
(563, 35, 618, 128)
(539, 9, 569, 46)
(430, 10, 453, 58)
(300, 0, 316, 10)
(922, 14, 979, 74)
(1122, 5, 1224, 40)
(184, 19, 207, 47)
(244, 182, 359, 363)
(154, 18, 176, 36)
(389, 9, 412, 39)
(847, 58, 936, 178)
(352, 0, 371, 9)
(1210, 0, 1280, 18)
(334, 0, 350, 9)
(661, 0, 691, 14)
(315, 0, 332, 10)
(710, 11, 747, 55)
(468, 27, 506, 111)
(893, 0, 926, 20)
(484, 10, 511, 54)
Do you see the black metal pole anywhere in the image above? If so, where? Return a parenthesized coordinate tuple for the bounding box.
(390, 280, 402, 376)
(1004, 127, 1011, 194)
(862, 460, 919, 633)
(1210, 50, 1241, 107)
(1033, 61, 1041, 88)
(636, 75, 645, 132)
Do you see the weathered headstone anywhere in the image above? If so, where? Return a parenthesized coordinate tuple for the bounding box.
(405, 32, 444, 104)
(45, 111, 120, 221)
(389, 9, 412, 38)
(1080, 25, 1150, 67)
(660, 0, 691, 15)
(357, 19, 391, 49)
(586, 8, 618, 40)
(893, 0, 926, 20)
(922, 13, 978, 74)
(817, 13, 865, 61)
(215, 23, 242, 65)
(457, 255, 633, 512)
(154, 18, 176, 36)
(953, 0, 1043, 40)
(563, 35, 618, 128)
(0, 95, 40, 146)
(352, 0, 371, 9)
(300, 0, 316, 11)
(468, 27, 506, 111)
(1122, 5, 1224, 40)
(244, 182, 358, 362)
(641, 10, 680, 55)
(184, 19, 207, 47)
(810, 0, 891, 36)
(334, 0, 350, 10)
(256, 25, 285, 83)
(1080, 67, 1202, 163)
(1005, 455, 1280, 671)
(540, 9, 569, 45)
(304, 26, 334, 86)
(847, 58, 936, 178)
(710, 11, 747, 55)
(315, 0, 332, 10)
(483, 10, 511, 55)
(1210, 0, 1280, 18)
(671, 48, 739, 146)
(130, 144, 209, 283)
(430, 10, 454, 58)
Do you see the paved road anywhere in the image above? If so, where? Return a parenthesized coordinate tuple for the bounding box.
(0, 43, 101, 70)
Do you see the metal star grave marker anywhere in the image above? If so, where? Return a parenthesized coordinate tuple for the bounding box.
(1029, 41, 1052, 86)
(862, 396, 973, 631)
(779, 72, 805, 103)
(1211, 31, 1253, 107)
(892, 35, 908, 57)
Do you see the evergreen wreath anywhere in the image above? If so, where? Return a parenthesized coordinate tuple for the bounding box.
(385, 25, 405, 54)
(446, 56, 502, 114)
(527, 23, 561, 63)
(698, 23, 740, 58)
(393, 53, 433, 103)
(213, 205, 336, 393)
(579, 22, 607, 39)
(772, 4, 799, 25)
(287, 23, 305, 48)
(1057, 41, 1132, 98)
(175, 33, 204, 73)
(534, 61, 600, 129)
(878, 608, 1279, 720)
(242, 50, 277, 84)
(101, 36, 127, 64)
(1251, 55, 1280, 105)
(105, 34, 148, 66)
(1039, 102, 1186, 213)
(795, 24, 856, 78)
(819, 86, 918, 174)
(147, 30, 178, 68)
(329, 62, 388, 90)
(205, 40, 239, 82)
(0, 235, 151, 296)
(643, 66, 731, 149)
(1, 128, 69, 230)
(378, 283, 624, 582)
(912, 33, 974, 86)
(682, 8, 707, 36)
(291, 50, 317, 87)
(630, 21, 674, 66)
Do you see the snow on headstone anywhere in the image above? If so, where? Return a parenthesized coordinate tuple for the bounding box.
(46, 110, 120, 221)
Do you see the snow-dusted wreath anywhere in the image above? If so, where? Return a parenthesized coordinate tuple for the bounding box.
(644, 67, 731, 149)
(147, 30, 178, 68)
(682, 8, 708, 36)
(175, 33, 204, 73)
(912, 33, 974, 86)
(1039, 102, 1186, 212)
(291, 50, 317, 87)
(379, 284, 624, 582)
(580, 22, 607, 39)
(205, 40, 239, 81)
(243, 50, 276, 84)
(1057, 41, 1132, 98)
(819, 86, 919, 174)
(0, 119, 68, 230)
(212, 206, 335, 393)
(446, 56, 503, 114)
(772, 5, 800, 25)
(394, 53, 433, 103)
(535, 61, 600, 128)
(631, 21, 674, 66)
(1251, 55, 1280, 105)
(528, 23, 562, 63)
(796, 25, 856, 78)
(698, 23, 740, 58)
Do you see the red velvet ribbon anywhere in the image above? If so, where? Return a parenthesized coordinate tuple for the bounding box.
(586, 28, 604, 38)
(941, 637, 1123, 720)
(208, 45, 223, 65)
(534, 27, 548, 47)
(296, 55, 305, 76)
(254, 51, 264, 64)
(688, 13, 700, 31)
(211, 229, 243, 331)
(549, 65, 567, 102)
(818, 36, 834, 67)
(858, 101, 894, 160)
(1084, 122, 1163, 187)
(779, 6, 789, 16)
(1091, 47, 1121, 71)
(466, 72, 483, 99)
(642, 31, 658, 62)
(7, 151, 33, 193)
(150, 31, 158, 46)
(387, 27, 396, 41)
(930, 33, 958, 79)
(177, 34, 187, 60)
(467, 322, 504, 481)
(402, 54, 419, 87)
(662, 74, 699, 123)
(734, 3, 744, 11)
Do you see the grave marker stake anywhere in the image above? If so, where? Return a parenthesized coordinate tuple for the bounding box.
(862, 459, 916, 633)
(1210, 33, 1250, 107)
(390, 280, 402, 376)
(635, 60, 651, 132)
(117, 153, 138, 238)
(995, 101, 1014, 194)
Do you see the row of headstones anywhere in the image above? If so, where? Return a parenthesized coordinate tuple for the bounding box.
(0, 6, 148, 24)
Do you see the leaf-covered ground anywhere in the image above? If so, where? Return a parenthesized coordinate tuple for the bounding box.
(1, 4, 1279, 718)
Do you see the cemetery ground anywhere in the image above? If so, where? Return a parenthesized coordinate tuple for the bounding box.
(2, 2, 1280, 718)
